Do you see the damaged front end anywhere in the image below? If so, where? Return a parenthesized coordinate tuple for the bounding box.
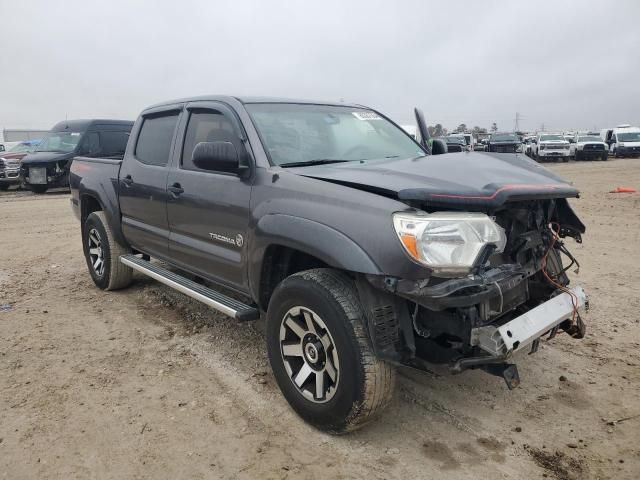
(357, 198, 588, 389)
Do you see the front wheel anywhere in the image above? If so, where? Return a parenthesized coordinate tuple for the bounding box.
(266, 269, 395, 433)
(83, 211, 132, 290)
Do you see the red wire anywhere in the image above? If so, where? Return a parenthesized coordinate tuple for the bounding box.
(541, 222, 579, 326)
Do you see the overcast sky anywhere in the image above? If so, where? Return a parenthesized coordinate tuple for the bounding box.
(1, 0, 638, 135)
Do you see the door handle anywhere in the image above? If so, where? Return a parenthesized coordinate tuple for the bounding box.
(122, 175, 133, 186)
(168, 183, 184, 196)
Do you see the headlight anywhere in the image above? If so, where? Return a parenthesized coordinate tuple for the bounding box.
(393, 211, 506, 276)
(516, 144, 523, 153)
(619, 142, 625, 147)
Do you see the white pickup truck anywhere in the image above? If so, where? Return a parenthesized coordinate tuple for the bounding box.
(531, 133, 571, 162)
(570, 133, 608, 161)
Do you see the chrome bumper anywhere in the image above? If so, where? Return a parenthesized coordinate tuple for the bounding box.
(471, 286, 587, 356)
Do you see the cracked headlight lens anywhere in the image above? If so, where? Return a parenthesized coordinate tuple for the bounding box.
(393, 211, 506, 276)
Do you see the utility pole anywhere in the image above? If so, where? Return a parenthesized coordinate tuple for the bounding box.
(514, 112, 521, 132)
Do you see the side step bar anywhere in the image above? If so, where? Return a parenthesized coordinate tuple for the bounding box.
(120, 255, 260, 322)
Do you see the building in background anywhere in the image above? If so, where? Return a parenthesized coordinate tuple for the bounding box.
(2, 128, 49, 142)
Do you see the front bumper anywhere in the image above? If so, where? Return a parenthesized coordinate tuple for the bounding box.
(617, 145, 640, 156)
(22, 165, 69, 188)
(538, 149, 570, 158)
(578, 148, 607, 159)
(470, 286, 587, 356)
(0, 168, 21, 184)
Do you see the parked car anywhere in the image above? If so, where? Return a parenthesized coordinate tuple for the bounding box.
(0, 139, 41, 190)
(448, 133, 474, 151)
(522, 136, 536, 157)
(487, 132, 522, 153)
(21, 119, 133, 193)
(570, 133, 608, 161)
(531, 133, 571, 162)
(444, 135, 466, 152)
(70, 96, 587, 433)
(600, 125, 640, 158)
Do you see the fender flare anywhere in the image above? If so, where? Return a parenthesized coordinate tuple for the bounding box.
(249, 214, 382, 297)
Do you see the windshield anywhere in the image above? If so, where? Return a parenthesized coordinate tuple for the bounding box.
(578, 136, 600, 142)
(35, 131, 83, 153)
(540, 135, 565, 142)
(245, 104, 425, 166)
(618, 132, 640, 142)
(491, 133, 519, 142)
(9, 141, 39, 153)
(445, 137, 466, 144)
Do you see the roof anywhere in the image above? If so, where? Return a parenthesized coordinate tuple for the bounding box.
(51, 119, 134, 131)
(145, 95, 363, 111)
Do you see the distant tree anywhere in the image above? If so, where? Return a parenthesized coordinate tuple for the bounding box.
(455, 123, 467, 133)
(472, 126, 488, 135)
(491, 122, 498, 132)
(427, 125, 436, 138)
(434, 123, 445, 137)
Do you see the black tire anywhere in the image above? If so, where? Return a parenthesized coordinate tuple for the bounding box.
(0, 184, 10, 191)
(30, 184, 48, 194)
(575, 150, 581, 161)
(83, 211, 132, 290)
(266, 268, 395, 433)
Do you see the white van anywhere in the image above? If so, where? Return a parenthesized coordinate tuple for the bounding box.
(600, 125, 640, 157)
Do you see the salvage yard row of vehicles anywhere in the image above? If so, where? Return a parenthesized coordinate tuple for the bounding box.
(3, 120, 639, 193)
(69, 95, 589, 433)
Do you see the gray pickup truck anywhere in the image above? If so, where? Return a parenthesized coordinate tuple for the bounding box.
(70, 96, 588, 433)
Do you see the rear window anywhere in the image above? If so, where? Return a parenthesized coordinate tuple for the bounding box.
(135, 112, 180, 166)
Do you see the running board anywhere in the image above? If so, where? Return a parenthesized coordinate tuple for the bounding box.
(120, 255, 260, 322)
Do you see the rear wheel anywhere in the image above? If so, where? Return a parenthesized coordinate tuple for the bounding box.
(83, 211, 132, 290)
(266, 269, 395, 433)
(30, 185, 48, 194)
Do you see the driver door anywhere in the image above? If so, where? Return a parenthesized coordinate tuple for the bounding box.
(166, 101, 253, 291)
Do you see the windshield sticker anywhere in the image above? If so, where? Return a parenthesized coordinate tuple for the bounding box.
(352, 111, 382, 121)
(70, 133, 81, 136)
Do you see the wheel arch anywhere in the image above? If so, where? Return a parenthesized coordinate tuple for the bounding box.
(250, 214, 382, 310)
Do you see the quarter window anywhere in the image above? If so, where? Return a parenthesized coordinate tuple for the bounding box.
(135, 112, 180, 166)
(100, 131, 130, 156)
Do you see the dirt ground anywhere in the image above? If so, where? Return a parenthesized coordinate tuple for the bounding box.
(1, 158, 639, 479)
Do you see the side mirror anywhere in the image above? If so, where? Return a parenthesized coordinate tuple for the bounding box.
(431, 138, 448, 155)
(192, 141, 245, 174)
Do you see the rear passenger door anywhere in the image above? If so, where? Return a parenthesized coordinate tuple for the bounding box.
(166, 102, 252, 291)
(119, 108, 181, 259)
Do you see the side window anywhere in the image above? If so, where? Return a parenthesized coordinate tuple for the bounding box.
(100, 131, 130, 156)
(135, 112, 180, 166)
(81, 132, 101, 156)
(181, 109, 241, 172)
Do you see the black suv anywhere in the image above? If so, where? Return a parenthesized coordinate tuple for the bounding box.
(21, 119, 132, 193)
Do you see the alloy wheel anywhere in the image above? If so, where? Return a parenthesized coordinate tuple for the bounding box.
(279, 306, 340, 403)
(88, 228, 105, 277)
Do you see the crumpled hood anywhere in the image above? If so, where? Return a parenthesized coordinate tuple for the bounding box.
(289, 151, 580, 209)
(21, 151, 75, 166)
